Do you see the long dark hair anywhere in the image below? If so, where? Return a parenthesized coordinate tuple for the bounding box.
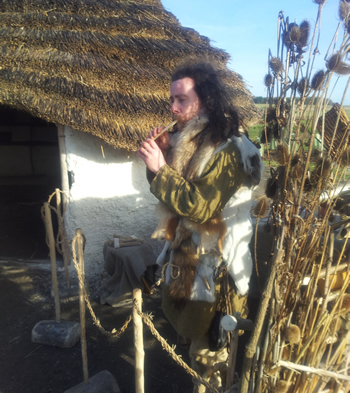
(171, 60, 242, 143)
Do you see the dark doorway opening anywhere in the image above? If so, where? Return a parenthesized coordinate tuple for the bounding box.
(0, 105, 62, 260)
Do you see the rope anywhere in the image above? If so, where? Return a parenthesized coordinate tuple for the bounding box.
(133, 298, 220, 393)
(71, 234, 132, 338)
(70, 233, 222, 392)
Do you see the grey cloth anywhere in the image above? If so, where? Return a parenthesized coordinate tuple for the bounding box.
(100, 240, 157, 307)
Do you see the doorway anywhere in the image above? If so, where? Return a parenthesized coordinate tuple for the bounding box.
(0, 105, 61, 260)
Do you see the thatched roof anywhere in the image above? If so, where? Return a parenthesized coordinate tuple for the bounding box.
(0, 0, 260, 151)
(317, 104, 350, 158)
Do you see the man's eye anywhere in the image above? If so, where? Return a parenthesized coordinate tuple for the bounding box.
(179, 99, 185, 103)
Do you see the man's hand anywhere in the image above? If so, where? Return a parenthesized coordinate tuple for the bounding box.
(148, 126, 170, 152)
(137, 139, 166, 173)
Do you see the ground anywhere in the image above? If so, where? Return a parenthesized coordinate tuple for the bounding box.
(0, 167, 269, 393)
(0, 262, 194, 393)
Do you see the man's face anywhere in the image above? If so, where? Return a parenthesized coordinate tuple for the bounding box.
(170, 77, 202, 131)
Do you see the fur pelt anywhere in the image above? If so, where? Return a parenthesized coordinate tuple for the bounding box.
(152, 113, 228, 308)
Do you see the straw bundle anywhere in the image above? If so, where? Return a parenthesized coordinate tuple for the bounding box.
(0, 0, 260, 151)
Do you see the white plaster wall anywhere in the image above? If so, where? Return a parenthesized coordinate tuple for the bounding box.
(63, 126, 161, 277)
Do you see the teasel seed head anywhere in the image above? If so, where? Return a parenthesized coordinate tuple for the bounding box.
(284, 324, 301, 344)
(290, 161, 303, 179)
(341, 293, 350, 311)
(311, 70, 325, 90)
(291, 154, 300, 167)
(298, 20, 310, 48)
(277, 143, 290, 165)
(297, 77, 309, 95)
(289, 24, 301, 43)
(273, 380, 291, 393)
(339, 0, 350, 22)
(339, 146, 350, 167)
(264, 73, 273, 87)
(315, 157, 332, 178)
(269, 56, 284, 75)
(327, 53, 350, 75)
(254, 196, 269, 217)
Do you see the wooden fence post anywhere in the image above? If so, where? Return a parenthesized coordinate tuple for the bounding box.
(43, 202, 61, 322)
(133, 288, 144, 393)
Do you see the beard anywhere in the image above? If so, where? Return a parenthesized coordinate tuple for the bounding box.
(172, 113, 194, 132)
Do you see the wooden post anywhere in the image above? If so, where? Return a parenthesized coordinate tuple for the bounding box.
(57, 125, 70, 204)
(57, 125, 71, 270)
(76, 228, 89, 384)
(43, 202, 61, 322)
(56, 188, 70, 287)
(133, 288, 144, 393)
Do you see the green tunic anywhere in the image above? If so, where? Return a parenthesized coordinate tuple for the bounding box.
(150, 140, 249, 339)
(150, 140, 247, 223)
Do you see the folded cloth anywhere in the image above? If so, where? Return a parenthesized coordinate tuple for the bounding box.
(100, 239, 156, 307)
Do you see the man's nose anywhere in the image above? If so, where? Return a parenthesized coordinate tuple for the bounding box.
(171, 102, 180, 114)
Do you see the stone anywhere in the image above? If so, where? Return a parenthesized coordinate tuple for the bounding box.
(63, 370, 121, 393)
(31, 320, 80, 348)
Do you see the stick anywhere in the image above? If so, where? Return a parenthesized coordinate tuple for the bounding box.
(56, 189, 70, 287)
(76, 228, 89, 384)
(152, 120, 177, 140)
(278, 360, 350, 381)
(43, 202, 61, 323)
(239, 246, 284, 393)
(133, 288, 145, 393)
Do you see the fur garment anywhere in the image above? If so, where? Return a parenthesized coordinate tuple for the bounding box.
(153, 113, 263, 306)
(152, 113, 227, 308)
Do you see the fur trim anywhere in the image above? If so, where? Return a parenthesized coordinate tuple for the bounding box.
(232, 135, 265, 187)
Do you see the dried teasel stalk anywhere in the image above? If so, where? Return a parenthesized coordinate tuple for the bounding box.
(254, 196, 269, 218)
(327, 53, 350, 75)
(276, 143, 290, 165)
(269, 57, 284, 75)
(311, 70, 325, 90)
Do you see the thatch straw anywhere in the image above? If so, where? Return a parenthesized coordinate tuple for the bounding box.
(0, 0, 260, 151)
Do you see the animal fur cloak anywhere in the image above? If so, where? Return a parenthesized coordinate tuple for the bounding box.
(151, 113, 263, 308)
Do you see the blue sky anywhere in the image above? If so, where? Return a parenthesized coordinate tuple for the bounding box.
(161, 0, 349, 105)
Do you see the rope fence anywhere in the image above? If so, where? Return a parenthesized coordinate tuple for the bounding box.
(71, 232, 220, 393)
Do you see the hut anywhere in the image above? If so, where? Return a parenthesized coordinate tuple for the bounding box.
(0, 0, 260, 276)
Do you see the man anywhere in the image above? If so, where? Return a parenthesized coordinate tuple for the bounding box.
(138, 61, 263, 392)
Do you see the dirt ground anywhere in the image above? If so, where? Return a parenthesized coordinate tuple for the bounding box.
(0, 261, 195, 393)
(0, 167, 269, 393)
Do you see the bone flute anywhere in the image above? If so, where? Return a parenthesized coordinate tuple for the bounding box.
(152, 120, 177, 140)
